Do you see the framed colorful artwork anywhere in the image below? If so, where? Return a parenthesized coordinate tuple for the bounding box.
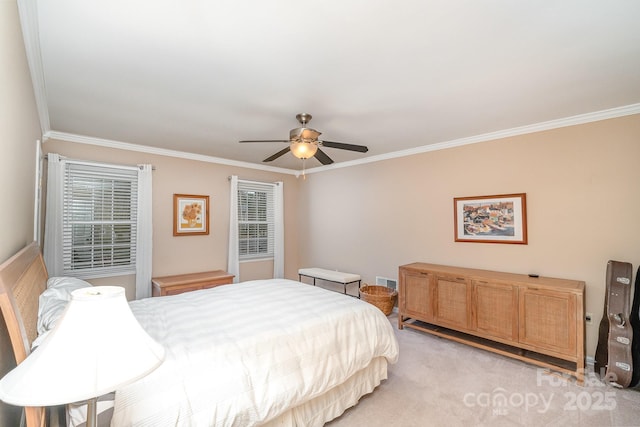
(173, 194, 209, 236)
(454, 193, 527, 244)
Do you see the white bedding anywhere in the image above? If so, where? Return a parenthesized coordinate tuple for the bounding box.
(110, 279, 399, 426)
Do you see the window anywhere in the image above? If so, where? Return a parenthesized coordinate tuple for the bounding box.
(62, 162, 138, 277)
(237, 181, 275, 260)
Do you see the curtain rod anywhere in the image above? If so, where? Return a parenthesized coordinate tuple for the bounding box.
(227, 176, 280, 185)
(44, 154, 155, 170)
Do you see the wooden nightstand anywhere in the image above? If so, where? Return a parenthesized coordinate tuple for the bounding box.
(151, 270, 235, 297)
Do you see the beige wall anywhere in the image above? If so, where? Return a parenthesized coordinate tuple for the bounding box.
(0, 0, 42, 425)
(42, 140, 301, 299)
(43, 115, 640, 358)
(0, 0, 40, 261)
(298, 114, 640, 357)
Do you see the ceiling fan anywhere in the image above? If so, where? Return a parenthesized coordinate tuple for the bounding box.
(239, 113, 369, 165)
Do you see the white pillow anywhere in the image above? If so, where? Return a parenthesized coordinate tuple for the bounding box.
(32, 277, 92, 348)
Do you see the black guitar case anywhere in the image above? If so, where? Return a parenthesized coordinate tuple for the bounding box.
(594, 260, 633, 388)
(630, 266, 640, 388)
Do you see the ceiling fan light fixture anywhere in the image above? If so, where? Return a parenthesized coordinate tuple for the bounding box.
(241, 113, 368, 165)
(290, 141, 318, 159)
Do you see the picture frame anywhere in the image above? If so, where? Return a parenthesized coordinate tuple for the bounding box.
(454, 193, 527, 244)
(173, 194, 210, 236)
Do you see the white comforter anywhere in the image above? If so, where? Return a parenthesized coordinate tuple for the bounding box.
(110, 279, 399, 426)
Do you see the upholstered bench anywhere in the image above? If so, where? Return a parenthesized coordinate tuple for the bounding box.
(298, 268, 361, 297)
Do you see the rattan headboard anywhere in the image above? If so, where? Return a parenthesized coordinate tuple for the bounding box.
(0, 241, 48, 427)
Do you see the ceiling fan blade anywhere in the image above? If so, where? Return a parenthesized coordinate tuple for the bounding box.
(321, 140, 369, 153)
(240, 140, 289, 143)
(263, 147, 291, 162)
(314, 148, 334, 165)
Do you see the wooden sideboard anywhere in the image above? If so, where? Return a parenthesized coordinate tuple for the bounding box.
(398, 263, 585, 384)
(152, 270, 234, 297)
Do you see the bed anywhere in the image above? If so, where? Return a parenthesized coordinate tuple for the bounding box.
(0, 242, 399, 426)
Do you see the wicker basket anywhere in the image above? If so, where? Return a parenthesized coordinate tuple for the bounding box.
(360, 284, 397, 316)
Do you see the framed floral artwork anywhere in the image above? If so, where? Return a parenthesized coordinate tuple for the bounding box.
(454, 193, 527, 244)
(173, 194, 209, 236)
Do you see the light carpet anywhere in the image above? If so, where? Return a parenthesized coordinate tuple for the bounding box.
(327, 312, 640, 427)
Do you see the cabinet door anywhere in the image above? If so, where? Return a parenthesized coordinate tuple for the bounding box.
(400, 270, 434, 322)
(473, 280, 518, 341)
(519, 287, 577, 357)
(434, 275, 471, 330)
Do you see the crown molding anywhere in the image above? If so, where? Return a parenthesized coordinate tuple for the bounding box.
(17, 0, 50, 135)
(305, 103, 640, 175)
(45, 103, 639, 176)
(43, 131, 300, 176)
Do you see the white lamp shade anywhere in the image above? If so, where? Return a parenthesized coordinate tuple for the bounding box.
(290, 141, 318, 159)
(0, 286, 165, 406)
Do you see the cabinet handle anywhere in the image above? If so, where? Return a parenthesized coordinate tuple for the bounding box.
(437, 275, 465, 282)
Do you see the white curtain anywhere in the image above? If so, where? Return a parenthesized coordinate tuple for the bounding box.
(136, 164, 153, 299)
(227, 175, 240, 283)
(43, 153, 64, 276)
(273, 181, 284, 278)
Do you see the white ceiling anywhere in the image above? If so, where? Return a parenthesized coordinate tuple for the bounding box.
(21, 0, 640, 172)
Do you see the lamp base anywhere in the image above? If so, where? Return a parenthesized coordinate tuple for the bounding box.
(86, 397, 98, 427)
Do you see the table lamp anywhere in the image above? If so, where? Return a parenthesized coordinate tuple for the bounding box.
(0, 286, 165, 427)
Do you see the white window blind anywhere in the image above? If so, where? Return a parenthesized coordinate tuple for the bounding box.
(237, 180, 275, 260)
(62, 162, 138, 278)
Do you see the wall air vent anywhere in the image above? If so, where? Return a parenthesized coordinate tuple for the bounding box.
(375, 276, 397, 290)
